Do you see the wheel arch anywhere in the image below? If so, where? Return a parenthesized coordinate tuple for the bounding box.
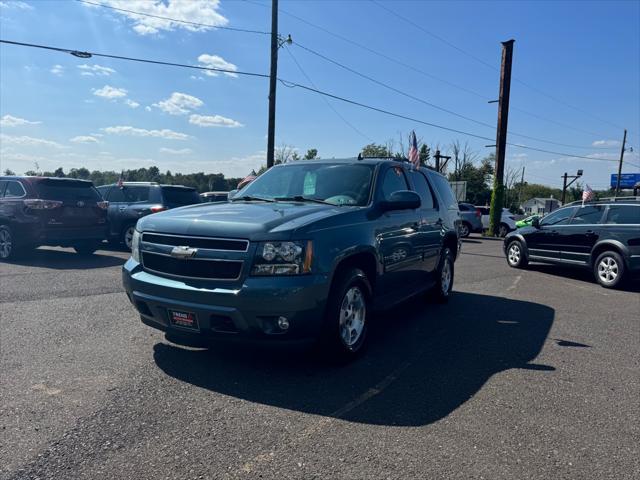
(591, 240, 630, 268)
(329, 247, 378, 295)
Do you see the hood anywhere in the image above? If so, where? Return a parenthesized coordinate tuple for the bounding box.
(137, 201, 347, 238)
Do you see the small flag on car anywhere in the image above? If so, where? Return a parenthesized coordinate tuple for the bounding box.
(582, 184, 594, 205)
(408, 130, 420, 169)
(237, 173, 256, 190)
(117, 170, 124, 188)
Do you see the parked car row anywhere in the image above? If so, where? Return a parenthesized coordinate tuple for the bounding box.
(0, 177, 203, 259)
(457, 203, 517, 237)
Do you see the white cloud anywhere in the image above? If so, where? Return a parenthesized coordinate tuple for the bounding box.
(102, 126, 190, 140)
(125, 99, 140, 109)
(145, 106, 152, 112)
(0, 114, 41, 127)
(81, 0, 229, 36)
(153, 92, 203, 115)
(0, 1, 34, 10)
(592, 140, 620, 148)
(0, 133, 63, 149)
(93, 85, 128, 99)
(50, 64, 64, 76)
(197, 54, 238, 78)
(70, 135, 100, 144)
(78, 64, 116, 76)
(159, 147, 193, 155)
(190, 75, 204, 81)
(189, 114, 243, 128)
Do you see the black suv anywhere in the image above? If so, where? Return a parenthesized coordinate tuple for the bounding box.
(504, 197, 640, 288)
(0, 176, 108, 259)
(96, 182, 201, 248)
(122, 158, 461, 358)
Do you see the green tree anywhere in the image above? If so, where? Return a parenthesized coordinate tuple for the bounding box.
(3, 169, 16, 176)
(361, 143, 391, 158)
(419, 144, 430, 166)
(304, 148, 318, 160)
(448, 154, 494, 205)
(53, 167, 65, 178)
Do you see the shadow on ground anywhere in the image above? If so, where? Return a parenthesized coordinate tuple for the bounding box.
(527, 263, 640, 293)
(5, 246, 126, 269)
(153, 292, 555, 427)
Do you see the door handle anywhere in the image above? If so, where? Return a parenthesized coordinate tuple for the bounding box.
(585, 230, 596, 236)
(118, 206, 126, 211)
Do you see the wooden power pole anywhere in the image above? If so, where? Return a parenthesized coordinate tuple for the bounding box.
(489, 39, 514, 236)
(266, 0, 278, 169)
(615, 129, 627, 195)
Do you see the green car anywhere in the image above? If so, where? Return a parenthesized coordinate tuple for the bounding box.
(516, 215, 540, 228)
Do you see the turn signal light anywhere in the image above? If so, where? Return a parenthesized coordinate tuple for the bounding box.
(150, 205, 166, 213)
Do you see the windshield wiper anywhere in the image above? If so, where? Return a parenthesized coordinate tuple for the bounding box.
(274, 196, 333, 205)
(234, 195, 276, 203)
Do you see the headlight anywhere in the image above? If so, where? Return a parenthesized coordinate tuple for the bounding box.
(251, 241, 312, 276)
(131, 229, 141, 262)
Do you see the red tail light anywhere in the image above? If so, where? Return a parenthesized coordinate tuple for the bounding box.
(475, 208, 482, 218)
(23, 199, 63, 210)
(150, 205, 166, 213)
(97, 201, 109, 210)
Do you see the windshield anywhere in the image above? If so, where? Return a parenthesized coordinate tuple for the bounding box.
(237, 163, 374, 206)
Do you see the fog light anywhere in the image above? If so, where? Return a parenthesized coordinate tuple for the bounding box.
(277, 316, 289, 330)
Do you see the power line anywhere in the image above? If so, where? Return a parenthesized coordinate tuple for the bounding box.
(0, 38, 625, 164)
(283, 46, 373, 142)
(293, 41, 616, 151)
(371, 0, 630, 135)
(76, 0, 270, 35)
(0, 39, 269, 79)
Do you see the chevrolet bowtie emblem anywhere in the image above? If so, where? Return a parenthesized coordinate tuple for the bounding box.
(170, 246, 198, 259)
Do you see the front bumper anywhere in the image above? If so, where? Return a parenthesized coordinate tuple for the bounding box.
(122, 258, 331, 343)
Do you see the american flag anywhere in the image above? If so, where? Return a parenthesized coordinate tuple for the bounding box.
(408, 130, 420, 168)
(237, 173, 256, 190)
(582, 184, 594, 205)
(116, 170, 124, 188)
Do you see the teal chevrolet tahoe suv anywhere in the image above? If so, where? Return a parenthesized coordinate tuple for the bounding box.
(122, 158, 461, 359)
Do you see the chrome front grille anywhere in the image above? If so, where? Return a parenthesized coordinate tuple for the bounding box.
(140, 233, 248, 280)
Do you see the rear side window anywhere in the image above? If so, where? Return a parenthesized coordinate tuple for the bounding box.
(36, 180, 100, 201)
(570, 205, 605, 225)
(5, 181, 27, 198)
(96, 186, 110, 198)
(380, 167, 409, 200)
(0, 180, 8, 197)
(430, 174, 457, 209)
(605, 205, 640, 224)
(161, 187, 201, 206)
(408, 171, 435, 209)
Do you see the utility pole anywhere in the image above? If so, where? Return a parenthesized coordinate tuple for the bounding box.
(489, 39, 514, 237)
(517, 166, 525, 208)
(615, 129, 627, 196)
(266, 0, 278, 169)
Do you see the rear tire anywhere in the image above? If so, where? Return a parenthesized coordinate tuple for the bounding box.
(123, 225, 136, 250)
(498, 223, 509, 238)
(506, 240, 528, 268)
(74, 241, 100, 255)
(0, 225, 15, 260)
(594, 251, 625, 288)
(321, 267, 372, 361)
(459, 222, 471, 238)
(430, 247, 454, 303)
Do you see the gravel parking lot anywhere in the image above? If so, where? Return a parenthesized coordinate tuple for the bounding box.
(1, 237, 638, 480)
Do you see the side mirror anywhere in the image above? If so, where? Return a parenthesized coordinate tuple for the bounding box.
(227, 189, 239, 200)
(532, 216, 540, 228)
(380, 190, 421, 211)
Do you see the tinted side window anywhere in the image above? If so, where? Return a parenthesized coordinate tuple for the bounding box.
(96, 186, 110, 198)
(5, 181, 26, 198)
(380, 166, 409, 200)
(408, 171, 435, 209)
(123, 186, 150, 202)
(0, 180, 7, 197)
(570, 205, 605, 225)
(107, 187, 126, 202)
(540, 207, 577, 226)
(605, 205, 640, 224)
(431, 174, 457, 209)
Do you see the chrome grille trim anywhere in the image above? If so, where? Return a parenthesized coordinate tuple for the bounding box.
(141, 232, 249, 252)
(141, 251, 244, 281)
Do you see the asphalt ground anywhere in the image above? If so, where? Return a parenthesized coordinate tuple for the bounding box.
(1, 237, 638, 480)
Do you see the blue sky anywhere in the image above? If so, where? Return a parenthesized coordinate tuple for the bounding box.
(0, 0, 638, 188)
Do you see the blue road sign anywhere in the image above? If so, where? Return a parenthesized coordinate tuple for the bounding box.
(610, 173, 640, 189)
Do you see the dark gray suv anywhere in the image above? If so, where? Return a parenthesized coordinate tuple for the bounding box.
(97, 182, 201, 248)
(122, 159, 461, 359)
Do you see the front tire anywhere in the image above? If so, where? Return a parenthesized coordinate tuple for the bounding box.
(123, 225, 136, 250)
(594, 251, 625, 288)
(506, 240, 528, 268)
(430, 247, 454, 303)
(322, 268, 371, 360)
(459, 222, 471, 238)
(498, 223, 509, 238)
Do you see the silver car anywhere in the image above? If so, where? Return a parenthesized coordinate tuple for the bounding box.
(457, 203, 483, 237)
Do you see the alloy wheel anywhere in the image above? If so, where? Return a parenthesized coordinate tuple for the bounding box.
(508, 243, 521, 266)
(459, 223, 469, 237)
(441, 258, 452, 295)
(0, 229, 12, 259)
(339, 286, 366, 347)
(597, 256, 619, 284)
(124, 227, 135, 250)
